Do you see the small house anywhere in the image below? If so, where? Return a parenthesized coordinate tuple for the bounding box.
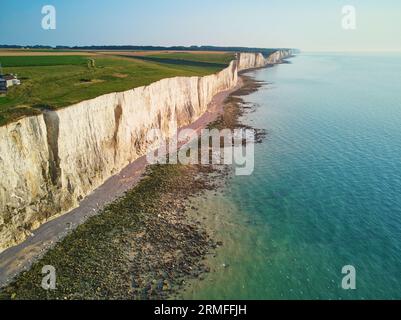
(4, 74, 21, 87)
(0, 74, 21, 92)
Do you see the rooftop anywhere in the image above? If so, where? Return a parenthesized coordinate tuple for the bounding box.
(2, 74, 17, 80)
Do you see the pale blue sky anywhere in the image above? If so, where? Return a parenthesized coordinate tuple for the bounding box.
(0, 0, 400, 51)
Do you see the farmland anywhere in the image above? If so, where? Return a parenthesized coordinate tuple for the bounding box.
(0, 51, 234, 126)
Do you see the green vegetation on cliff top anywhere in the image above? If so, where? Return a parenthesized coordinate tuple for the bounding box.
(0, 51, 234, 126)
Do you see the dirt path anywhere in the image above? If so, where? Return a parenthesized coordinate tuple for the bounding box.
(0, 51, 95, 56)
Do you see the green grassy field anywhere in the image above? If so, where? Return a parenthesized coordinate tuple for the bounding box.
(0, 56, 88, 67)
(125, 52, 233, 70)
(0, 52, 234, 126)
(139, 52, 234, 65)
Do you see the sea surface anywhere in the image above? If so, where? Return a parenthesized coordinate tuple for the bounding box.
(182, 52, 401, 299)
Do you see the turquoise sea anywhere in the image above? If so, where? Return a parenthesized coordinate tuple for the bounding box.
(183, 53, 401, 299)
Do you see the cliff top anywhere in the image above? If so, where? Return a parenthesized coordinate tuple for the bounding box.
(0, 51, 235, 126)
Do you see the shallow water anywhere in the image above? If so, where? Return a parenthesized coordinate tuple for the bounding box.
(183, 53, 401, 299)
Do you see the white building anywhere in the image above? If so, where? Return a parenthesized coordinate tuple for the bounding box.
(0, 74, 20, 92)
(4, 74, 21, 87)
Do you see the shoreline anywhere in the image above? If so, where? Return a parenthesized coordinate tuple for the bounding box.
(0, 73, 266, 299)
(0, 76, 244, 289)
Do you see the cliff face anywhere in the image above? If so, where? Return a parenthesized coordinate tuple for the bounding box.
(0, 50, 292, 252)
(237, 50, 293, 71)
(237, 53, 267, 71)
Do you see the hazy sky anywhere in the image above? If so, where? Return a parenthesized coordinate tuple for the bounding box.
(1, 0, 400, 52)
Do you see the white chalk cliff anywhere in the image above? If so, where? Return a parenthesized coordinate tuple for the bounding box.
(0, 50, 292, 252)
